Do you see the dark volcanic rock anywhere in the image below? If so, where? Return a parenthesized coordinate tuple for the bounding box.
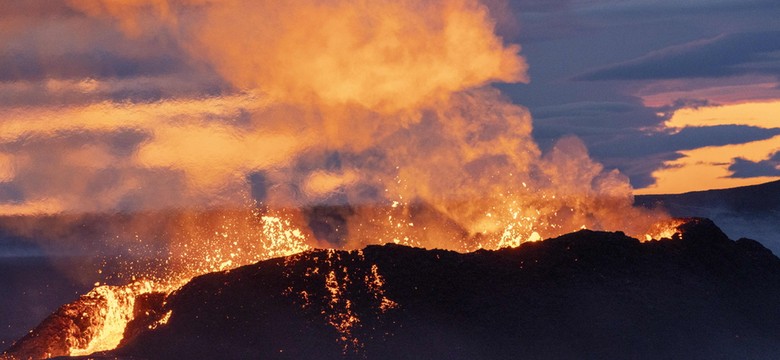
(2, 289, 109, 360)
(97, 218, 780, 360)
(635, 179, 780, 254)
(8, 218, 780, 360)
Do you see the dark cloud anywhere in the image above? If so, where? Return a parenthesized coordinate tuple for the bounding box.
(654, 98, 715, 119)
(484, 0, 579, 42)
(0, 0, 80, 19)
(0, 183, 24, 204)
(574, 31, 780, 81)
(530, 101, 664, 146)
(534, 101, 640, 119)
(729, 152, 780, 178)
(0, 128, 151, 154)
(0, 52, 184, 83)
(0, 72, 231, 108)
(586, 126, 780, 188)
(528, 103, 780, 188)
(590, 125, 780, 158)
(508, 0, 571, 12)
(600, 152, 683, 189)
(0, 3, 225, 107)
(0, 13, 188, 83)
(576, 0, 780, 17)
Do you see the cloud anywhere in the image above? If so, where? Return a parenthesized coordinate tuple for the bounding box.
(729, 152, 780, 178)
(0, 0, 79, 20)
(636, 134, 780, 194)
(0, 52, 184, 83)
(577, 0, 780, 14)
(0, 128, 189, 213)
(0, 0, 677, 265)
(583, 125, 780, 189)
(599, 152, 684, 189)
(636, 76, 780, 108)
(527, 103, 780, 189)
(534, 101, 640, 119)
(663, 99, 780, 130)
(526, 102, 780, 188)
(590, 125, 780, 158)
(0, 95, 275, 213)
(0, 1, 223, 108)
(575, 31, 780, 81)
(68, 0, 527, 113)
(530, 100, 665, 150)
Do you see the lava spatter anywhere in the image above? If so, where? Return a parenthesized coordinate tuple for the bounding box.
(282, 249, 399, 354)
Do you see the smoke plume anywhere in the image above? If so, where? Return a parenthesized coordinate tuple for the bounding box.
(1, 0, 667, 280)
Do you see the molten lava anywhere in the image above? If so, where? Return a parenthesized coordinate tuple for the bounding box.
(67, 281, 161, 356)
(644, 218, 686, 241)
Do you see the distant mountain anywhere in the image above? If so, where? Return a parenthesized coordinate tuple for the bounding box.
(635, 180, 780, 254)
(6, 218, 780, 360)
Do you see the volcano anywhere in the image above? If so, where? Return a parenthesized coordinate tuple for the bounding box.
(4, 218, 780, 360)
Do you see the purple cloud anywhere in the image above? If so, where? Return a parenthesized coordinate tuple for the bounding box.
(729, 152, 780, 178)
(574, 31, 780, 81)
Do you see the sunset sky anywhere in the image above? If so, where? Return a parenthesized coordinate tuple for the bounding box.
(1, 0, 780, 219)
(502, 0, 780, 194)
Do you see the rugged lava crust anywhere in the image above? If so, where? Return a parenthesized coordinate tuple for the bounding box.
(7, 219, 780, 360)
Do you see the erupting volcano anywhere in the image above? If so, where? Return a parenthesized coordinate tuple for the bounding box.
(5, 218, 780, 359)
(2, 0, 779, 359)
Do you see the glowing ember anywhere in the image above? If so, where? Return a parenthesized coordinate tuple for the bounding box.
(259, 215, 312, 259)
(281, 249, 399, 354)
(644, 219, 686, 241)
(148, 310, 172, 330)
(367, 264, 398, 313)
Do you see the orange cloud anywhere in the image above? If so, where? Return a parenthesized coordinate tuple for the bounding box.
(665, 99, 780, 130)
(0, 153, 14, 182)
(636, 135, 780, 195)
(67, 0, 527, 112)
(0, 0, 670, 252)
(135, 123, 305, 190)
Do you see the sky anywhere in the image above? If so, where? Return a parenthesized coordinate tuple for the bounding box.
(502, 0, 780, 194)
(1, 0, 780, 221)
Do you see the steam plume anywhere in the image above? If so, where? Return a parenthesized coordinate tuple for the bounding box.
(1, 0, 667, 279)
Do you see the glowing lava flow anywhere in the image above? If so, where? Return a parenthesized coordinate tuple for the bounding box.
(60, 213, 312, 357)
(67, 281, 162, 356)
(644, 218, 686, 241)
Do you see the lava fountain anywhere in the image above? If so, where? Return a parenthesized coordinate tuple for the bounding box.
(2, 0, 677, 358)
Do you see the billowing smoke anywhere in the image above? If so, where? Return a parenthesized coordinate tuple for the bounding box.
(1, 0, 667, 280)
(67, 0, 526, 112)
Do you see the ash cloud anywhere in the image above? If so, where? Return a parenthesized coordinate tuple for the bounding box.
(68, 0, 527, 112)
(0, 0, 668, 264)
